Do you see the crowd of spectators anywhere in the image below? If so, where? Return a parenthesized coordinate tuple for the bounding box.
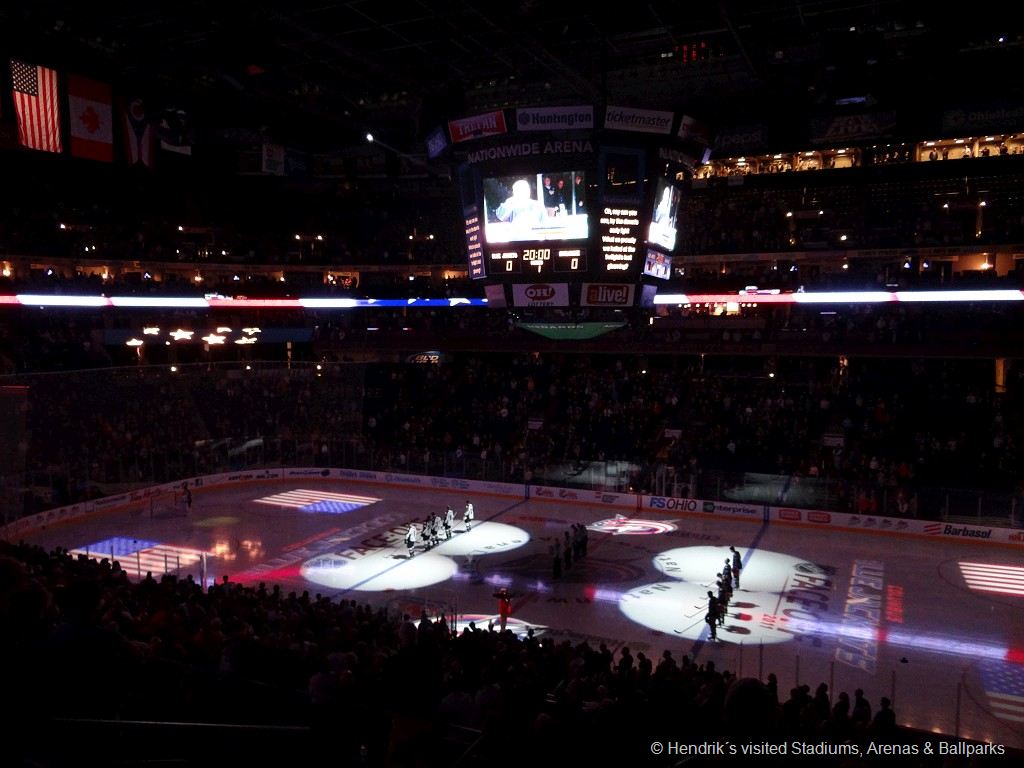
(678, 166, 1024, 255)
(0, 155, 460, 270)
(648, 303, 1024, 355)
(8, 351, 1019, 521)
(17, 366, 364, 502)
(3, 149, 1024, 273)
(362, 353, 1021, 502)
(3, 538, 917, 765)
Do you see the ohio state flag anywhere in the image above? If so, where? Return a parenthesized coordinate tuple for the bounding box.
(67, 74, 113, 161)
(123, 98, 154, 168)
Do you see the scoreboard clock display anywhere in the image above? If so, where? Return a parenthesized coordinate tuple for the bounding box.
(487, 246, 588, 274)
(459, 133, 690, 308)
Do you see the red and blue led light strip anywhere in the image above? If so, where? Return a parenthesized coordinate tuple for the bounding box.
(1, 289, 1023, 309)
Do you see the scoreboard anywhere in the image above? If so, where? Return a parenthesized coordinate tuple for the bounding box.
(451, 109, 699, 307)
(487, 245, 587, 275)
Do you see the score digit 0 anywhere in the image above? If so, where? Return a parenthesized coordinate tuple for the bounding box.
(554, 248, 585, 273)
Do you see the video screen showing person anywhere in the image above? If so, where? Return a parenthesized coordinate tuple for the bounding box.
(647, 178, 681, 251)
(643, 248, 672, 280)
(483, 171, 588, 243)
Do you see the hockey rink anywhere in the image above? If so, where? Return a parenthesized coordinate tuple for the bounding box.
(16, 478, 1024, 750)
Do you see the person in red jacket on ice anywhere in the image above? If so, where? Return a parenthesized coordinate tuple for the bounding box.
(494, 588, 514, 632)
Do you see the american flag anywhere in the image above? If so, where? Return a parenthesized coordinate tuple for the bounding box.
(959, 561, 1024, 597)
(979, 661, 1024, 723)
(9, 60, 62, 153)
(254, 488, 379, 514)
(70, 537, 208, 579)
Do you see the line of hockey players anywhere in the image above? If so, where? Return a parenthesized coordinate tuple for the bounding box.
(550, 524, 588, 579)
(704, 546, 743, 642)
(405, 501, 475, 556)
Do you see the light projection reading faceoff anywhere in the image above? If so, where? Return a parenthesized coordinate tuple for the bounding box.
(300, 521, 529, 592)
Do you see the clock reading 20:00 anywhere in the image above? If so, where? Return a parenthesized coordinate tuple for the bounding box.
(487, 246, 587, 274)
(523, 248, 551, 269)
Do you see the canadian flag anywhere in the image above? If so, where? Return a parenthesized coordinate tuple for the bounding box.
(67, 74, 113, 162)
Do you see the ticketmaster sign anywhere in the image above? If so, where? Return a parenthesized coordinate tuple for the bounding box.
(604, 106, 674, 135)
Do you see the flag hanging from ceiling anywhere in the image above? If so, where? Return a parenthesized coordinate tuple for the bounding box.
(67, 74, 113, 161)
(124, 98, 154, 168)
(159, 108, 192, 155)
(9, 59, 62, 153)
(262, 142, 285, 175)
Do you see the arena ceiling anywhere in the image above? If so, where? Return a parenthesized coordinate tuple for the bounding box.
(1, 1, 1018, 153)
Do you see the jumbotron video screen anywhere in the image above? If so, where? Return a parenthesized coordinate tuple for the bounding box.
(450, 107, 701, 307)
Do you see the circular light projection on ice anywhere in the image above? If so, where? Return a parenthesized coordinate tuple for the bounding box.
(430, 522, 530, 556)
(621, 546, 835, 644)
(620, 581, 796, 644)
(301, 549, 458, 591)
(299, 522, 528, 592)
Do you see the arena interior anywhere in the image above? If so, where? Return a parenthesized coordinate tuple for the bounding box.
(1, 2, 1024, 766)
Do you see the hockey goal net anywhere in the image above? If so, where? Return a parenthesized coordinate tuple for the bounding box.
(149, 489, 189, 519)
